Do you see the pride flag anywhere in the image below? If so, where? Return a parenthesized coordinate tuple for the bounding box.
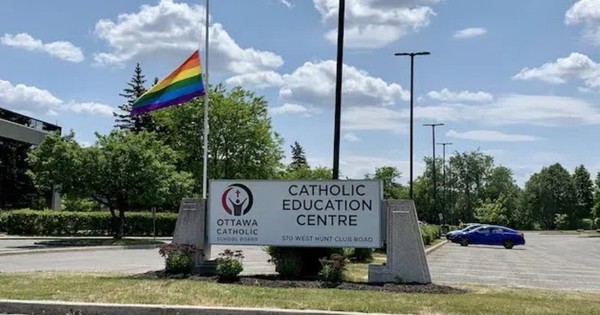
(131, 50, 206, 115)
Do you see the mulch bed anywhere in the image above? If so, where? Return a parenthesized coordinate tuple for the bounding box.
(132, 270, 466, 294)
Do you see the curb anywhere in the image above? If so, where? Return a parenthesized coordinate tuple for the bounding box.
(0, 300, 407, 315)
(0, 244, 162, 256)
(425, 240, 447, 255)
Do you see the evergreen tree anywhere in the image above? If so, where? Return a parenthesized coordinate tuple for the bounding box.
(113, 63, 156, 132)
(572, 165, 594, 224)
(289, 141, 308, 171)
(594, 172, 600, 219)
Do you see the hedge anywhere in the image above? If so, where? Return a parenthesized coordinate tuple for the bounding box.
(0, 210, 178, 236)
(420, 225, 441, 246)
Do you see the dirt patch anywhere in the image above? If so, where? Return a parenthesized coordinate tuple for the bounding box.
(133, 270, 466, 294)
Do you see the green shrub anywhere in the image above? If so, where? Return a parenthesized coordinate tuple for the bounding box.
(318, 253, 346, 284)
(158, 243, 202, 274)
(216, 249, 244, 282)
(62, 196, 101, 212)
(578, 218, 594, 230)
(420, 225, 440, 245)
(347, 248, 373, 262)
(274, 256, 302, 279)
(0, 209, 177, 236)
(595, 218, 600, 229)
(165, 252, 193, 274)
(266, 246, 336, 277)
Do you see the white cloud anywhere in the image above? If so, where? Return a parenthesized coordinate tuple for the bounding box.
(512, 52, 600, 89)
(446, 130, 540, 142)
(342, 132, 361, 142)
(0, 78, 113, 117)
(280, 60, 409, 108)
(565, 0, 600, 44)
(342, 106, 407, 133)
(1, 33, 84, 63)
(314, 0, 440, 48)
(452, 27, 487, 39)
(427, 88, 493, 102)
(279, 0, 294, 8)
(93, 0, 283, 74)
(337, 94, 600, 132)
(226, 71, 284, 89)
(269, 103, 314, 116)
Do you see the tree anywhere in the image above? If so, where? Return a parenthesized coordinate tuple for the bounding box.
(289, 141, 308, 171)
(284, 166, 332, 180)
(27, 131, 193, 239)
(475, 194, 510, 227)
(113, 63, 156, 132)
(572, 165, 594, 226)
(521, 163, 575, 230)
(593, 172, 600, 219)
(153, 84, 284, 192)
(366, 166, 406, 200)
(484, 166, 520, 226)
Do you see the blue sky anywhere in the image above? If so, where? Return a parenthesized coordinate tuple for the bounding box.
(1, 0, 600, 185)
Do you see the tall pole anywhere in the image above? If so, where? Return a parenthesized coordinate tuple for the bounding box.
(332, 0, 345, 180)
(394, 52, 430, 198)
(437, 142, 452, 224)
(202, 0, 210, 199)
(423, 123, 443, 218)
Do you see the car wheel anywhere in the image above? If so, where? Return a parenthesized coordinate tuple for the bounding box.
(460, 237, 469, 247)
(503, 239, 514, 249)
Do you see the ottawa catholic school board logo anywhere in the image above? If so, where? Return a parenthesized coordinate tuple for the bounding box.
(221, 183, 254, 216)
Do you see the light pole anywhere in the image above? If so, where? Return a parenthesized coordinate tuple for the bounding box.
(423, 123, 443, 219)
(394, 51, 430, 199)
(437, 142, 452, 224)
(332, 0, 345, 180)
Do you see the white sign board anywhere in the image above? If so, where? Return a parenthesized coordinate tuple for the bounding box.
(208, 180, 382, 248)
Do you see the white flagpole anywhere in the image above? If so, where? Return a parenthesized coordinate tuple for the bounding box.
(202, 0, 210, 199)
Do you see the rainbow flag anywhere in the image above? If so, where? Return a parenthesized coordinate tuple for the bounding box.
(131, 50, 205, 115)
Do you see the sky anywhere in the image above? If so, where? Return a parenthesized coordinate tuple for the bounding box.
(1, 0, 600, 186)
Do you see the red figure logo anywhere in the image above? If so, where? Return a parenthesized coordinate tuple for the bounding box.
(221, 183, 254, 216)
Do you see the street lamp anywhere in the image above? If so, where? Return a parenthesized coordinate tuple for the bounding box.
(437, 142, 452, 225)
(332, 0, 346, 180)
(423, 123, 444, 220)
(394, 51, 430, 199)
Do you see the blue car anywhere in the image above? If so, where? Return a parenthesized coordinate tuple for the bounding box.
(445, 223, 482, 240)
(451, 225, 525, 249)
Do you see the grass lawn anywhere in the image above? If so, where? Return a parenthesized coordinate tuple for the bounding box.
(0, 273, 598, 315)
(34, 238, 164, 247)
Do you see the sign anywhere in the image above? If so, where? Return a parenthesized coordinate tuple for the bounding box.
(208, 180, 382, 248)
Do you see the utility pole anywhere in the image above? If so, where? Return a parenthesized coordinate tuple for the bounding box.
(394, 52, 430, 199)
(437, 142, 452, 225)
(332, 0, 345, 180)
(423, 123, 444, 219)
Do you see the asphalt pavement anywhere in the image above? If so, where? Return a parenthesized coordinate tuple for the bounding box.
(428, 232, 600, 291)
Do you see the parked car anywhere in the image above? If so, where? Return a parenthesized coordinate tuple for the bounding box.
(450, 225, 525, 249)
(445, 223, 483, 240)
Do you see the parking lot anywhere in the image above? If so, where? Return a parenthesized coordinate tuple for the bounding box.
(428, 232, 600, 291)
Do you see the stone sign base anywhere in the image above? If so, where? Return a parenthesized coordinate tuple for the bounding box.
(172, 198, 214, 274)
(368, 200, 431, 284)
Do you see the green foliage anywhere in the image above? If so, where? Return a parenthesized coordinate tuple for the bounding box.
(114, 63, 156, 132)
(216, 249, 244, 282)
(365, 166, 406, 199)
(573, 165, 594, 225)
(318, 253, 346, 283)
(578, 218, 594, 230)
(346, 248, 373, 262)
(27, 130, 193, 238)
(593, 172, 600, 219)
(265, 246, 336, 277)
(62, 196, 101, 212)
(158, 243, 202, 274)
(0, 210, 177, 236)
(554, 213, 569, 230)
(289, 141, 308, 171)
(153, 84, 284, 192)
(595, 217, 600, 229)
(273, 256, 302, 279)
(475, 194, 510, 227)
(420, 225, 441, 245)
(165, 252, 193, 274)
(283, 166, 333, 180)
